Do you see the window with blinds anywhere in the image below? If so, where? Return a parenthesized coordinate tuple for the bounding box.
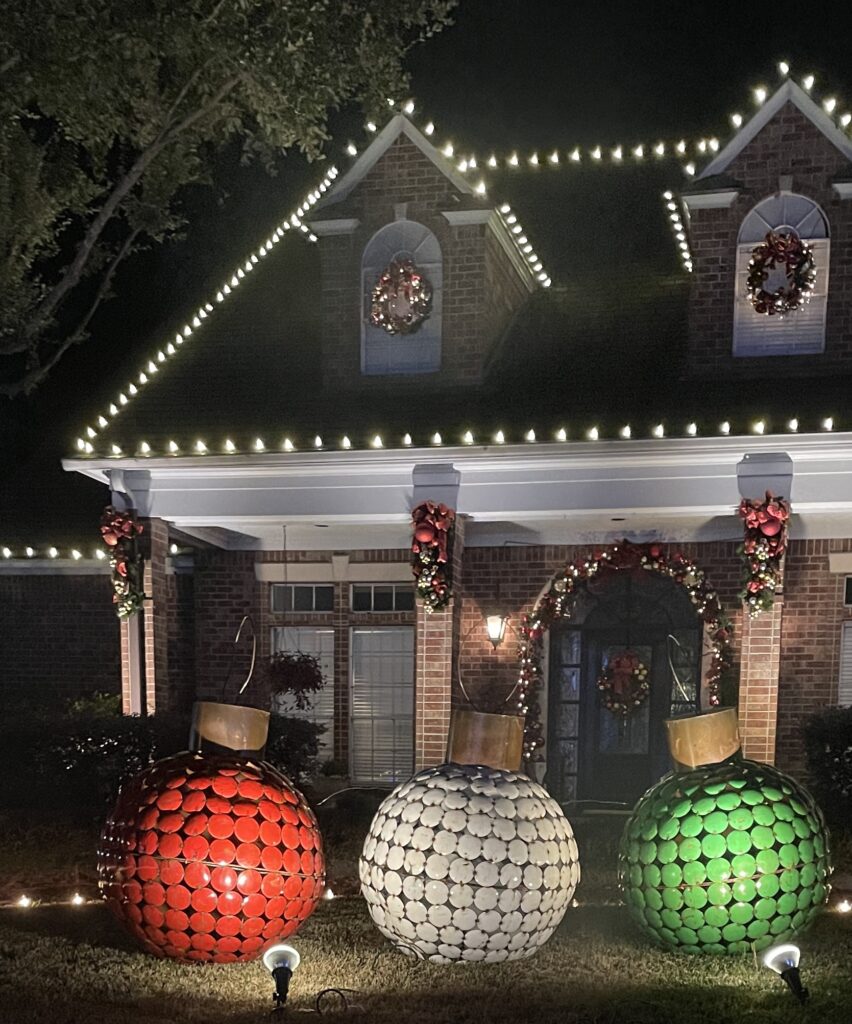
(350, 627, 414, 784)
(733, 193, 829, 357)
(270, 627, 335, 757)
(839, 622, 852, 706)
(361, 220, 442, 375)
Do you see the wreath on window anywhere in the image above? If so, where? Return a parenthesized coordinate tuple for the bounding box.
(597, 651, 650, 717)
(746, 230, 816, 316)
(370, 258, 433, 335)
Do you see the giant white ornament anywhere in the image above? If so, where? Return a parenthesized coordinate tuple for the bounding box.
(359, 763, 580, 963)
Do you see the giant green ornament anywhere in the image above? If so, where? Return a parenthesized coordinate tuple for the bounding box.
(618, 716, 830, 955)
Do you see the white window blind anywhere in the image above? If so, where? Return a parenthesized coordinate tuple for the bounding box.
(839, 622, 852, 706)
(732, 238, 829, 356)
(350, 627, 414, 784)
(270, 627, 335, 757)
(361, 220, 442, 376)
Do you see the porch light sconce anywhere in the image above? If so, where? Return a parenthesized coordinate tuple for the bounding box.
(485, 614, 509, 649)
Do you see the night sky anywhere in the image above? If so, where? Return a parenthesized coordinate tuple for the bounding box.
(3, 0, 852, 541)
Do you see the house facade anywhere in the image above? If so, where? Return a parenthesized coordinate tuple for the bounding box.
(27, 76, 852, 805)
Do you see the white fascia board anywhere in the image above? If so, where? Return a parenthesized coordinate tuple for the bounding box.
(256, 561, 410, 583)
(308, 218, 360, 236)
(699, 80, 852, 180)
(442, 210, 492, 226)
(487, 213, 537, 290)
(63, 433, 852, 528)
(832, 181, 852, 199)
(314, 115, 475, 209)
(0, 560, 109, 575)
(682, 190, 740, 211)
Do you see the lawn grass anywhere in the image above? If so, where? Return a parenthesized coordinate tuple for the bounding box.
(1, 893, 851, 1023)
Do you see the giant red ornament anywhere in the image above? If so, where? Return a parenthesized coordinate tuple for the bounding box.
(98, 704, 325, 963)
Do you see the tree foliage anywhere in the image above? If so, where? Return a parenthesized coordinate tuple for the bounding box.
(0, 0, 455, 394)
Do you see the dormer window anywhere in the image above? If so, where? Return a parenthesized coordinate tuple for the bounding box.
(733, 193, 829, 357)
(361, 220, 442, 375)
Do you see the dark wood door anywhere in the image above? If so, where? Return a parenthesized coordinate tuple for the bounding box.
(546, 569, 702, 808)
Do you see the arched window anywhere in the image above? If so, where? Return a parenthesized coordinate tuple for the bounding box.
(361, 220, 442, 375)
(733, 193, 829, 356)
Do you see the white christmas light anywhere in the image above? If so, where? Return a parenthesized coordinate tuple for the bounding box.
(95, 549, 106, 560)
(139, 441, 151, 454)
(652, 424, 665, 438)
(778, 61, 790, 77)
(787, 419, 799, 432)
(168, 440, 179, 453)
(823, 417, 834, 431)
(686, 422, 697, 436)
(803, 74, 815, 92)
(591, 146, 602, 160)
(403, 99, 415, 115)
(570, 147, 581, 162)
(25, 547, 34, 558)
(494, 430, 505, 445)
(555, 428, 567, 442)
(424, 122, 435, 136)
(837, 899, 851, 913)
(841, 113, 852, 128)
(587, 427, 599, 441)
(371, 435, 383, 448)
(110, 444, 122, 456)
(549, 150, 560, 164)
(752, 420, 766, 435)
(341, 436, 351, 449)
(731, 113, 743, 128)
(254, 438, 265, 452)
(402, 433, 412, 446)
(346, 143, 357, 156)
(282, 438, 295, 452)
(754, 86, 768, 104)
(431, 432, 442, 445)
(195, 440, 207, 453)
(619, 425, 631, 439)
(462, 430, 474, 444)
(442, 143, 454, 157)
(719, 421, 731, 435)
(525, 429, 536, 442)
(313, 435, 322, 449)
(2, 547, 11, 558)
(17, 895, 32, 908)
(824, 97, 837, 114)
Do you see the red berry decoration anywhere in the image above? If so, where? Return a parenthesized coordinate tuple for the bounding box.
(98, 750, 325, 963)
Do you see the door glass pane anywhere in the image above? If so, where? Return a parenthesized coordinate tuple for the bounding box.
(597, 644, 652, 754)
(560, 667, 580, 699)
(557, 703, 579, 737)
(561, 630, 582, 664)
(668, 630, 699, 713)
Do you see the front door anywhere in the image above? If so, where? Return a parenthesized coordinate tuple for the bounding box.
(546, 570, 702, 807)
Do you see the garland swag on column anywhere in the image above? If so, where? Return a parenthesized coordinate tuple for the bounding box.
(100, 506, 145, 618)
(411, 501, 455, 612)
(738, 491, 790, 616)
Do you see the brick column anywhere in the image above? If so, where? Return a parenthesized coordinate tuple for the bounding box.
(120, 615, 144, 715)
(142, 518, 171, 714)
(414, 516, 465, 770)
(737, 597, 784, 763)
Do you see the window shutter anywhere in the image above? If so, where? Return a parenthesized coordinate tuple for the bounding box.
(839, 622, 852, 706)
(271, 627, 335, 756)
(733, 239, 829, 356)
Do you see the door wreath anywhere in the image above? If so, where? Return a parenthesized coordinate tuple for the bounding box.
(597, 650, 650, 717)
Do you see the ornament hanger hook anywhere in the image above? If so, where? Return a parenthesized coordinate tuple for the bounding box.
(220, 614, 257, 701)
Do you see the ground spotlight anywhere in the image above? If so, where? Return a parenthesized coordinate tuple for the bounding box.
(263, 944, 301, 1008)
(763, 943, 808, 1004)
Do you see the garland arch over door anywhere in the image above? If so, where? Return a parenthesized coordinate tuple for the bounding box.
(516, 542, 732, 803)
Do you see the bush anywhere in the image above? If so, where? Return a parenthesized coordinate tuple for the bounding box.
(266, 715, 324, 783)
(803, 706, 852, 832)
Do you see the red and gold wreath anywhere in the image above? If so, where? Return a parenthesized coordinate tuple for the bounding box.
(738, 490, 790, 616)
(597, 651, 650, 717)
(100, 505, 145, 619)
(747, 230, 816, 316)
(411, 501, 455, 612)
(370, 259, 433, 335)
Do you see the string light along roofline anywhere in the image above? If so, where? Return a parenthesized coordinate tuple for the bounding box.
(66, 420, 845, 464)
(71, 64, 848, 455)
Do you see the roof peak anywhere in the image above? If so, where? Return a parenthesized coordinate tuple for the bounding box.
(313, 113, 476, 209)
(698, 78, 852, 179)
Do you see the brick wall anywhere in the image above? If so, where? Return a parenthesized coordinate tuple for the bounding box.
(0, 573, 120, 704)
(456, 541, 743, 712)
(318, 134, 529, 388)
(777, 538, 852, 772)
(687, 102, 852, 377)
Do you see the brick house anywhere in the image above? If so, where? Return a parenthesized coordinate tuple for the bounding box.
(32, 76, 852, 805)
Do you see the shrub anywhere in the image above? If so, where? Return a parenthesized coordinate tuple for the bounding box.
(266, 715, 323, 783)
(802, 706, 852, 832)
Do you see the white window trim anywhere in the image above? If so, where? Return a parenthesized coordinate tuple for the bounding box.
(256, 562, 410, 583)
(839, 621, 852, 705)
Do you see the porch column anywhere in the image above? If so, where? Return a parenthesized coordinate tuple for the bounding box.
(142, 518, 171, 714)
(737, 593, 784, 763)
(412, 464, 463, 771)
(120, 615, 145, 715)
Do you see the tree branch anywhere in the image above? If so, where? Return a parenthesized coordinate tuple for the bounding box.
(23, 72, 243, 342)
(0, 227, 142, 397)
(0, 54, 20, 76)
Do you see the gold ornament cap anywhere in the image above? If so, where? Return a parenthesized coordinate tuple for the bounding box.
(190, 701, 270, 754)
(665, 707, 741, 770)
(446, 709, 524, 772)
